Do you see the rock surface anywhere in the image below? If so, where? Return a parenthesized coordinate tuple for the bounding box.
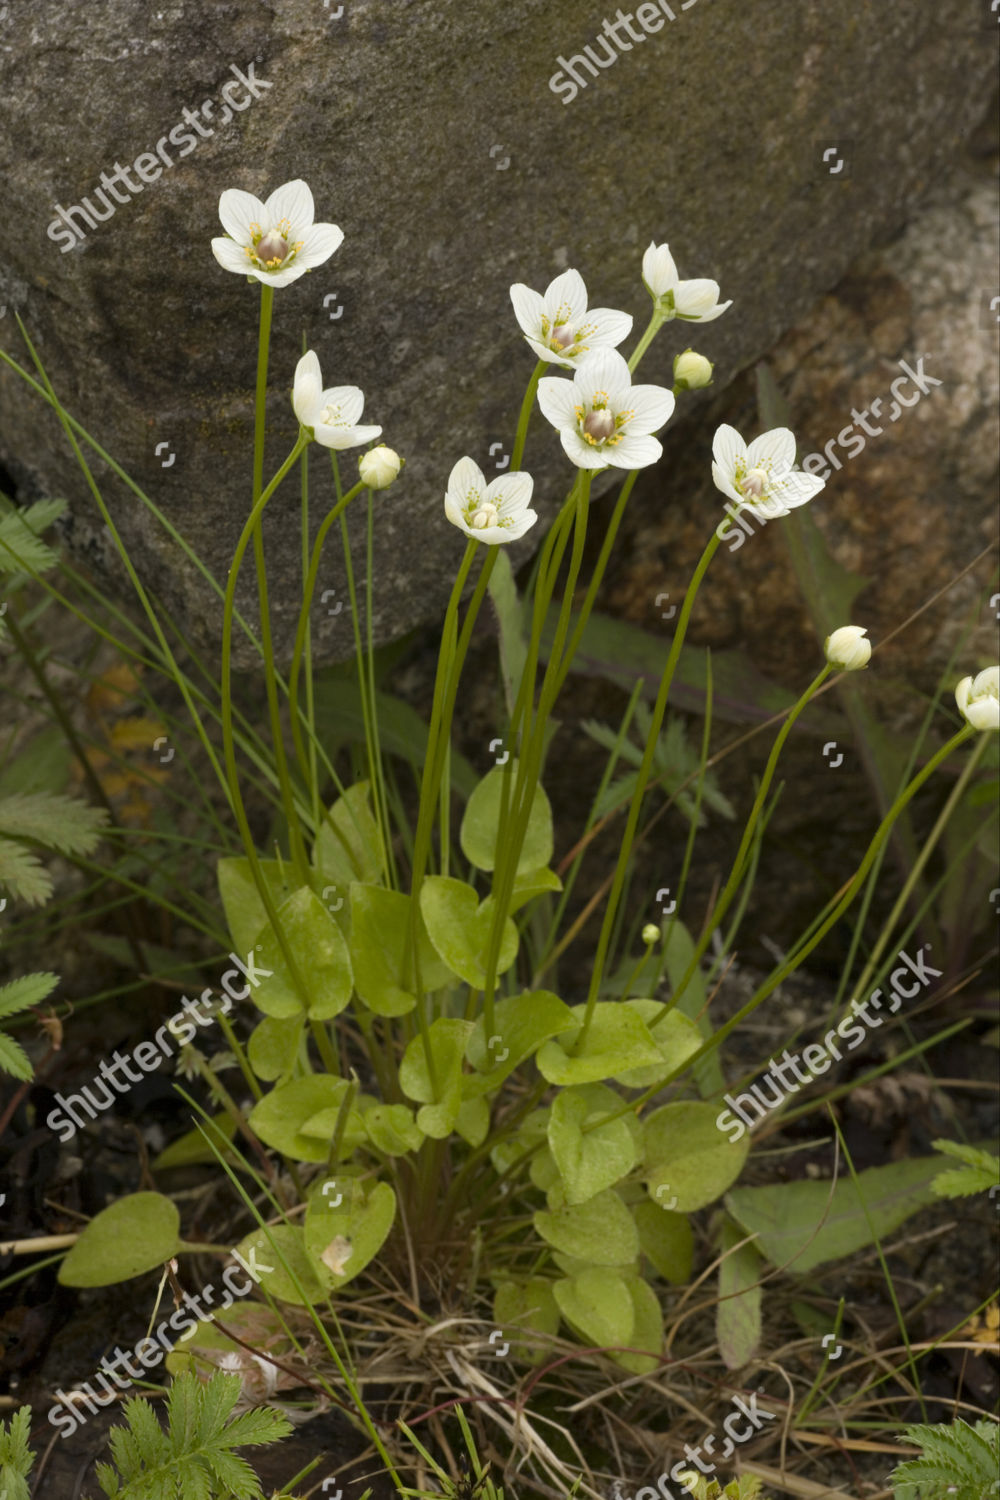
(0, 0, 995, 664)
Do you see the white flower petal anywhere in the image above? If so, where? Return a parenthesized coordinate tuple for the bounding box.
(626, 384, 675, 434)
(642, 241, 678, 297)
(293, 351, 323, 425)
(500, 507, 538, 541)
(537, 375, 581, 429)
(524, 334, 575, 367)
(319, 386, 365, 427)
(712, 424, 748, 476)
(559, 429, 608, 469)
(218, 188, 266, 244)
(264, 179, 315, 231)
(543, 268, 587, 326)
(612, 433, 662, 469)
(262, 263, 309, 287)
(488, 469, 534, 513)
(574, 348, 631, 403)
(746, 427, 796, 474)
(510, 283, 545, 338)
(298, 222, 344, 267)
(576, 307, 633, 352)
(711, 463, 744, 507)
(212, 237, 252, 276)
(674, 278, 724, 319)
(316, 421, 382, 450)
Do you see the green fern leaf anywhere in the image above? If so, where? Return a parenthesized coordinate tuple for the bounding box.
(930, 1140, 1000, 1200)
(0, 1405, 34, 1500)
(0, 840, 52, 906)
(0, 792, 107, 854)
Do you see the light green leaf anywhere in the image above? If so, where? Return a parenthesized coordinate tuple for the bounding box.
(349, 883, 452, 1015)
(229, 1223, 327, 1307)
(59, 1193, 181, 1286)
(216, 857, 298, 957)
(553, 1266, 634, 1349)
(0, 971, 59, 1020)
(726, 1153, 958, 1273)
(548, 1083, 639, 1205)
(0, 840, 50, 906)
(509, 865, 562, 913)
(460, 762, 553, 874)
(358, 1101, 424, 1155)
(536, 1002, 662, 1086)
(632, 1199, 694, 1285)
(154, 1113, 238, 1170)
(312, 781, 382, 887)
(465, 988, 576, 1091)
(251, 886, 353, 1021)
(248, 1076, 356, 1162)
(616, 1273, 663, 1375)
(303, 1178, 396, 1290)
(612, 1000, 702, 1089)
(247, 1014, 304, 1081)
(0, 792, 106, 854)
(716, 1219, 764, 1369)
(399, 1018, 472, 1138)
(419, 875, 519, 988)
(0, 510, 59, 575)
(534, 1189, 639, 1266)
(493, 1278, 560, 1365)
(643, 1100, 750, 1212)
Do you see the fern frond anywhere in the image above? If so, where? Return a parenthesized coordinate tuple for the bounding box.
(892, 1417, 1000, 1499)
(930, 1139, 1000, 1200)
(0, 791, 108, 854)
(0, 1404, 35, 1500)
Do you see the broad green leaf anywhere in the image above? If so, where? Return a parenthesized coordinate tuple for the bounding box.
(251, 887, 353, 1020)
(465, 989, 576, 1091)
(248, 1077, 355, 1163)
(419, 875, 519, 988)
(247, 1015, 304, 1082)
(509, 865, 562, 913)
(612, 1000, 702, 1089)
(726, 1153, 950, 1273)
(455, 1093, 491, 1148)
(548, 1083, 639, 1205)
(358, 1101, 424, 1155)
(536, 1002, 662, 1085)
(534, 1189, 639, 1266)
(716, 1219, 764, 1369)
(311, 781, 382, 887)
(217, 857, 298, 957)
(643, 1101, 750, 1213)
(616, 1273, 663, 1375)
(59, 1193, 180, 1286)
(553, 1266, 634, 1350)
(493, 1278, 560, 1365)
(229, 1223, 326, 1307)
(460, 762, 553, 874)
(632, 1199, 694, 1285)
(399, 1019, 472, 1138)
(297, 1101, 367, 1155)
(349, 883, 452, 1015)
(303, 1178, 396, 1290)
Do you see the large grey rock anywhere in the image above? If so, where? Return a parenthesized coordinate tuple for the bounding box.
(0, 0, 994, 664)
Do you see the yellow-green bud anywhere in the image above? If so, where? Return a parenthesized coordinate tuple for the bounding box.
(673, 349, 713, 390)
(642, 923, 660, 945)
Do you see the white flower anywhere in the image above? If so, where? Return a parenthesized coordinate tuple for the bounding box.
(711, 424, 824, 516)
(359, 445, 402, 489)
(509, 268, 632, 368)
(826, 625, 871, 671)
(211, 179, 343, 287)
(537, 348, 674, 470)
(955, 666, 999, 731)
(642, 241, 731, 322)
(444, 457, 537, 544)
(292, 351, 381, 450)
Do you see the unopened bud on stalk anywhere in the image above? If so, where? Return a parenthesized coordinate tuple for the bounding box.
(359, 445, 402, 489)
(642, 923, 661, 945)
(825, 625, 871, 671)
(673, 349, 713, 390)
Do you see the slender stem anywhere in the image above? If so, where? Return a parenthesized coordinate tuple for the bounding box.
(510, 360, 545, 470)
(627, 306, 668, 374)
(576, 529, 722, 1047)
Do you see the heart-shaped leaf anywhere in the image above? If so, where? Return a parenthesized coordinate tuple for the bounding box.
(612, 1000, 702, 1089)
(553, 1266, 634, 1350)
(460, 762, 553, 874)
(303, 1178, 396, 1290)
(643, 1100, 750, 1212)
(632, 1199, 694, 1285)
(229, 1224, 326, 1307)
(312, 781, 382, 887)
(493, 1278, 561, 1366)
(399, 1018, 473, 1138)
(419, 876, 519, 988)
(465, 989, 576, 1090)
(534, 1189, 639, 1266)
(248, 1076, 356, 1162)
(217, 857, 298, 956)
(251, 887, 353, 1020)
(59, 1193, 181, 1287)
(536, 1002, 662, 1085)
(548, 1083, 639, 1205)
(349, 883, 451, 1015)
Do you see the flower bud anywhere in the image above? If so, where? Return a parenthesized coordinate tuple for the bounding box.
(642, 923, 660, 945)
(825, 625, 871, 671)
(673, 349, 713, 390)
(955, 665, 999, 731)
(359, 445, 402, 490)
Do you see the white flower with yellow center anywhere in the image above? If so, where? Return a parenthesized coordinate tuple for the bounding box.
(712, 424, 825, 516)
(955, 665, 999, 731)
(537, 349, 674, 470)
(642, 241, 731, 322)
(509, 268, 632, 368)
(292, 351, 382, 450)
(444, 457, 537, 544)
(212, 179, 343, 287)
